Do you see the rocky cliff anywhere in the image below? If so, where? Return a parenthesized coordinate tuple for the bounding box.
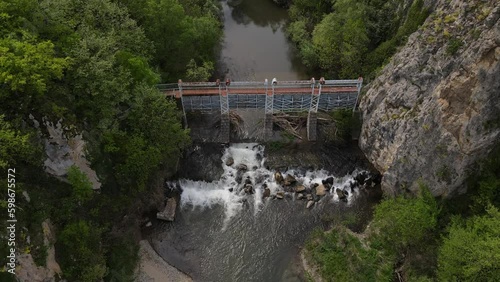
(360, 0, 500, 197)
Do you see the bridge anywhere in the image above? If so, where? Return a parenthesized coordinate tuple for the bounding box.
(157, 77, 363, 142)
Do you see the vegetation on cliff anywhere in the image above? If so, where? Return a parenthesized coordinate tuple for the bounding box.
(305, 146, 500, 281)
(287, 0, 429, 79)
(0, 0, 223, 280)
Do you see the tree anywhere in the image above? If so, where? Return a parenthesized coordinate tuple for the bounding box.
(438, 206, 500, 281)
(58, 220, 107, 281)
(0, 115, 38, 169)
(311, 0, 369, 78)
(67, 165, 94, 204)
(371, 185, 439, 254)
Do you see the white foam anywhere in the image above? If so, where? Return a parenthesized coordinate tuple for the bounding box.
(169, 143, 365, 223)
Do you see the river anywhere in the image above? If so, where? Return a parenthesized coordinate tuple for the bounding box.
(145, 2, 379, 281)
(217, 0, 307, 81)
(146, 142, 381, 282)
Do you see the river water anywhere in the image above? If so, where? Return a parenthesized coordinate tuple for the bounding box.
(147, 143, 381, 282)
(218, 0, 307, 81)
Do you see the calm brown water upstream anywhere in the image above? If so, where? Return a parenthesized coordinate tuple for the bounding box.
(218, 0, 307, 81)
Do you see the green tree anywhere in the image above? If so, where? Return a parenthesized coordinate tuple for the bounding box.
(311, 0, 369, 78)
(58, 220, 107, 281)
(438, 206, 500, 281)
(371, 185, 439, 254)
(0, 115, 39, 169)
(67, 165, 94, 204)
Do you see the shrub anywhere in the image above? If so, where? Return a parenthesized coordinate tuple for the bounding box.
(371, 185, 439, 254)
(438, 206, 500, 281)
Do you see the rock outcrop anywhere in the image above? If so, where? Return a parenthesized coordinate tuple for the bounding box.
(157, 198, 177, 221)
(43, 120, 101, 190)
(360, 0, 500, 197)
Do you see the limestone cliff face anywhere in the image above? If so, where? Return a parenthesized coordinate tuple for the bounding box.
(360, 0, 500, 197)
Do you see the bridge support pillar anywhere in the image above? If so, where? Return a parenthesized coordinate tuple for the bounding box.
(307, 112, 317, 141)
(264, 114, 273, 140)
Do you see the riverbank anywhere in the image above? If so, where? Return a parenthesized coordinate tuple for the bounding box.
(136, 240, 192, 282)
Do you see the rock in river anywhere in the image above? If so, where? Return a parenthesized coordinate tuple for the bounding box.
(306, 201, 315, 209)
(315, 184, 326, 196)
(237, 164, 248, 171)
(157, 198, 177, 221)
(262, 187, 271, 198)
(284, 174, 297, 186)
(336, 188, 347, 201)
(276, 191, 285, 199)
(225, 157, 234, 166)
(274, 171, 284, 184)
(295, 185, 305, 193)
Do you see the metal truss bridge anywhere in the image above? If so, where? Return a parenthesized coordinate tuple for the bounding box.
(157, 78, 363, 142)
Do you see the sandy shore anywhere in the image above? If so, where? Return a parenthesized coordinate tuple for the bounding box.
(136, 240, 192, 282)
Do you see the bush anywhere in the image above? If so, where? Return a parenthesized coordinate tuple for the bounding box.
(446, 37, 463, 55)
(371, 185, 438, 254)
(306, 227, 393, 282)
(438, 206, 500, 281)
(58, 221, 107, 281)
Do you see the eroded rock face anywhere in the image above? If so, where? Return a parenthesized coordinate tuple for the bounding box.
(44, 120, 101, 190)
(360, 0, 500, 197)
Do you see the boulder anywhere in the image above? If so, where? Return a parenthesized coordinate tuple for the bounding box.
(244, 177, 252, 185)
(323, 183, 332, 191)
(322, 177, 334, 186)
(354, 172, 367, 185)
(295, 185, 306, 193)
(274, 171, 284, 184)
(225, 157, 234, 166)
(284, 174, 297, 186)
(336, 188, 347, 201)
(276, 191, 285, 199)
(263, 188, 271, 198)
(315, 184, 326, 196)
(228, 188, 234, 192)
(244, 184, 254, 194)
(306, 201, 315, 209)
(157, 198, 177, 221)
(306, 194, 313, 201)
(237, 164, 248, 171)
(297, 193, 304, 200)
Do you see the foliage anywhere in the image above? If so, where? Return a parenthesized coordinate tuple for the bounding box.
(66, 165, 94, 203)
(0, 115, 38, 169)
(0, 38, 69, 95)
(0, 0, 193, 280)
(185, 59, 214, 82)
(306, 227, 393, 282)
(469, 145, 500, 214)
(371, 185, 438, 254)
(105, 238, 140, 282)
(287, 0, 430, 78)
(446, 37, 463, 55)
(121, 0, 222, 81)
(438, 206, 500, 281)
(58, 220, 107, 281)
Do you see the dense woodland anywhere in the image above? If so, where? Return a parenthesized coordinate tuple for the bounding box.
(1, 0, 499, 281)
(0, 0, 219, 280)
(287, 0, 429, 79)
